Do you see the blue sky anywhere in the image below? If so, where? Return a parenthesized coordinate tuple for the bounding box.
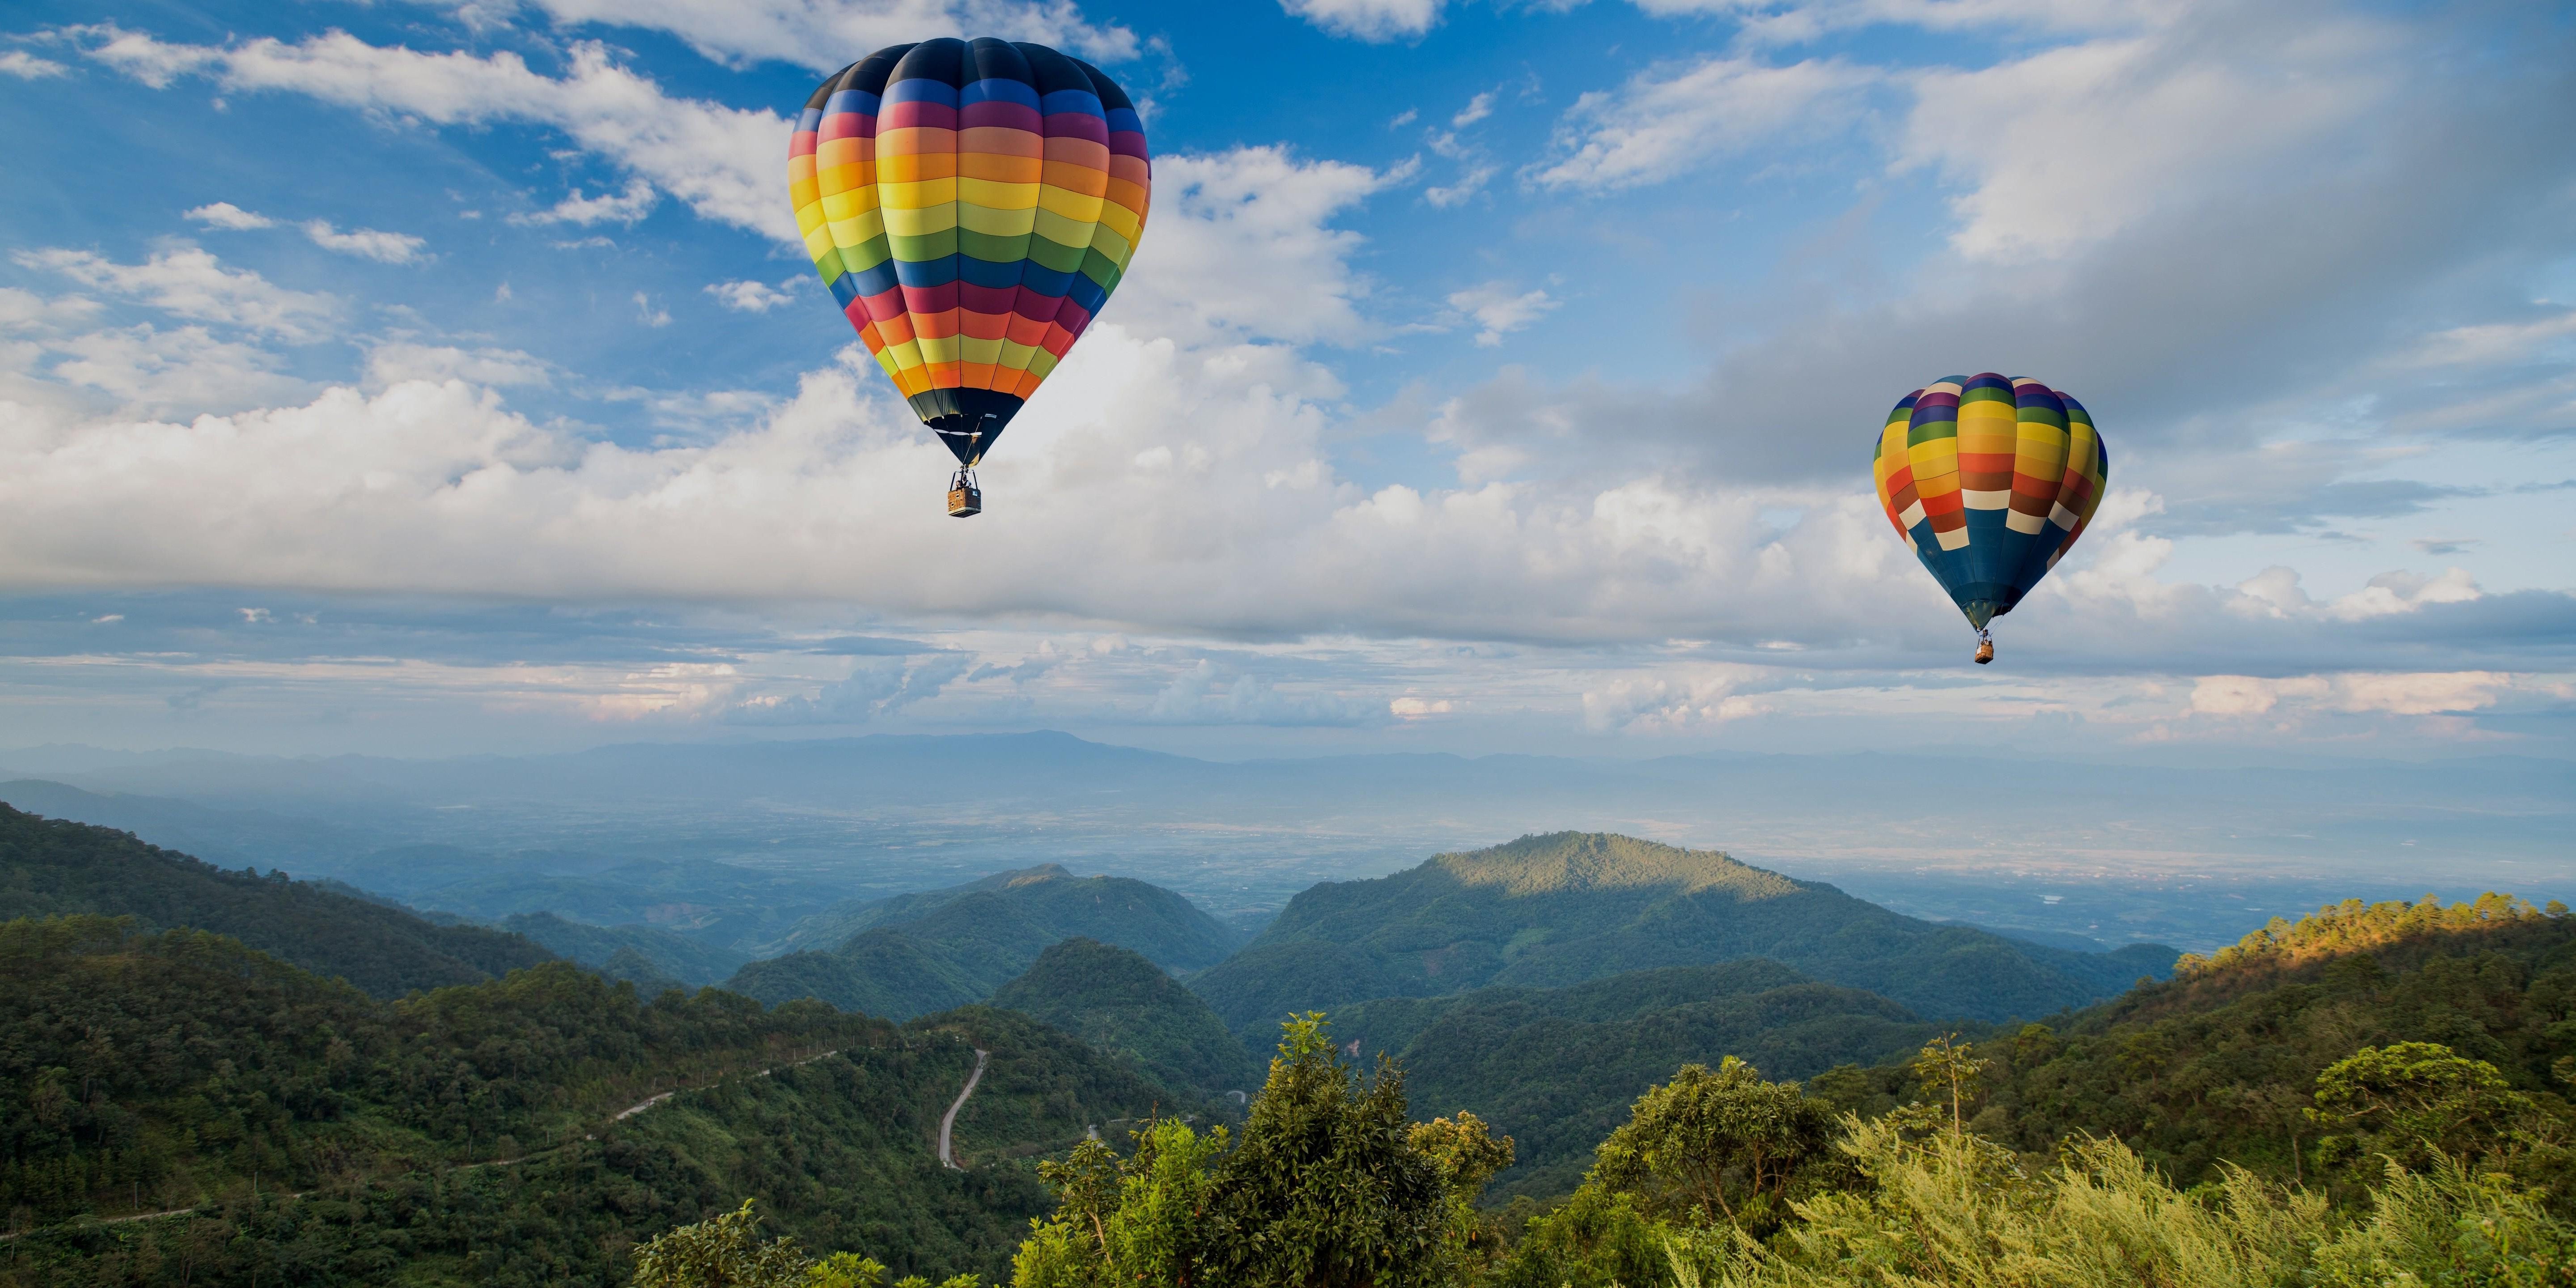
(0, 0, 2571, 761)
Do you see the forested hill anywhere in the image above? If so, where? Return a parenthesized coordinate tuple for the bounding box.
(1339, 959, 1934, 1198)
(0, 915, 1171, 1286)
(1189, 831, 2175, 1033)
(726, 865, 1240, 1020)
(1810, 892, 2576, 1198)
(0, 802, 553, 997)
(989, 937, 1264, 1099)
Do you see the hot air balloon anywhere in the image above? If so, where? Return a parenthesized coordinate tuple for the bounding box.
(788, 38, 1151, 516)
(1870, 374, 2109, 664)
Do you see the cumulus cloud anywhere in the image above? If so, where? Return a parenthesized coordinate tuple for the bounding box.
(425, 0, 1140, 73)
(1111, 146, 1397, 347)
(1281, 0, 1446, 42)
(364, 342, 553, 388)
(1531, 54, 1872, 191)
(0, 51, 71, 79)
(1443, 284, 1558, 347)
(45, 325, 311, 413)
(184, 202, 276, 230)
(706, 279, 799, 313)
(2189, 670, 2512, 719)
(13, 246, 336, 341)
(302, 220, 429, 263)
(511, 177, 658, 227)
(73, 26, 795, 242)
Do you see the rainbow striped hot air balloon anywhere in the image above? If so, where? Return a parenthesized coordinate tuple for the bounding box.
(789, 38, 1150, 516)
(1871, 374, 2109, 663)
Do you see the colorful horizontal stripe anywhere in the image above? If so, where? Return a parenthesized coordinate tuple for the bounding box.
(790, 38, 1150, 466)
(1872, 372, 2110, 633)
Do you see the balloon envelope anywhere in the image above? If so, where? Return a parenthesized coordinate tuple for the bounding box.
(1870, 373, 2109, 631)
(788, 38, 1151, 466)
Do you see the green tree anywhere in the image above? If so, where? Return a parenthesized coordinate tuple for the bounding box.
(1017, 1015, 1456, 1288)
(1408, 1111, 1516, 1278)
(2309, 1041, 2534, 1170)
(1592, 1057, 1838, 1233)
(631, 1200, 816, 1288)
(1907, 1033, 1990, 1137)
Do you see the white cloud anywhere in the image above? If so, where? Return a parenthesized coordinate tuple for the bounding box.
(184, 201, 276, 230)
(48, 324, 310, 412)
(1424, 164, 1497, 208)
(1444, 283, 1558, 347)
(433, 0, 1140, 73)
(633, 292, 671, 327)
(1583, 664, 1773, 733)
(1629, 0, 2166, 44)
(1282, 0, 1445, 41)
(1112, 146, 1396, 347)
(13, 246, 336, 341)
(303, 220, 429, 263)
(364, 342, 553, 388)
(1532, 54, 1873, 190)
(512, 177, 658, 227)
(1893, 5, 2400, 259)
(1451, 90, 1494, 128)
(0, 51, 71, 79)
(706, 279, 798, 313)
(74, 27, 795, 243)
(2190, 671, 2512, 719)
(1148, 659, 1388, 727)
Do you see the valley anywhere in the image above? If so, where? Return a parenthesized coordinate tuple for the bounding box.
(3, 761, 2569, 1287)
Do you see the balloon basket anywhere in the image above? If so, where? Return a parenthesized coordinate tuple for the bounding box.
(1974, 635, 1994, 665)
(947, 469, 982, 518)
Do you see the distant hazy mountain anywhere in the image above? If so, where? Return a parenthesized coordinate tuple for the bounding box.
(1189, 832, 2178, 1032)
(727, 864, 1240, 1020)
(0, 802, 554, 997)
(1332, 960, 1934, 1196)
(501, 911, 750, 987)
(990, 937, 1264, 1099)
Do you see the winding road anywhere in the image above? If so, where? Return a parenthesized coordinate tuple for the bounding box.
(938, 1048, 990, 1170)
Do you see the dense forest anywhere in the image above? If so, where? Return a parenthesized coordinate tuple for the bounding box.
(0, 917, 1175, 1287)
(0, 803, 554, 997)
(1187, 832, 2175, 1035)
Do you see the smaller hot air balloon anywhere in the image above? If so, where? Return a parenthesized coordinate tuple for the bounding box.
(1871, 373, 2108, 663)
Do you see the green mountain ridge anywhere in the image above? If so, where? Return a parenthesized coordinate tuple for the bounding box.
(1189, 832, 2177, 1033)
(726, 865, 1239, 1020)
(0, 801, 555, 998)
(501, 910, 752, 987)
(989, 937, 1265, 1100)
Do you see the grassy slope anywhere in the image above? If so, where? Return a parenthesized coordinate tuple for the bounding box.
(0, 803, 553, 998)
(1190, 832, 2174, 1034)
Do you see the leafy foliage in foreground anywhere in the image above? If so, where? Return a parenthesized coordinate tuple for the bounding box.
(989, 938, 1264, 1099)
(0, 803, 554, 997)
(1189, 832, 2175, 1035)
